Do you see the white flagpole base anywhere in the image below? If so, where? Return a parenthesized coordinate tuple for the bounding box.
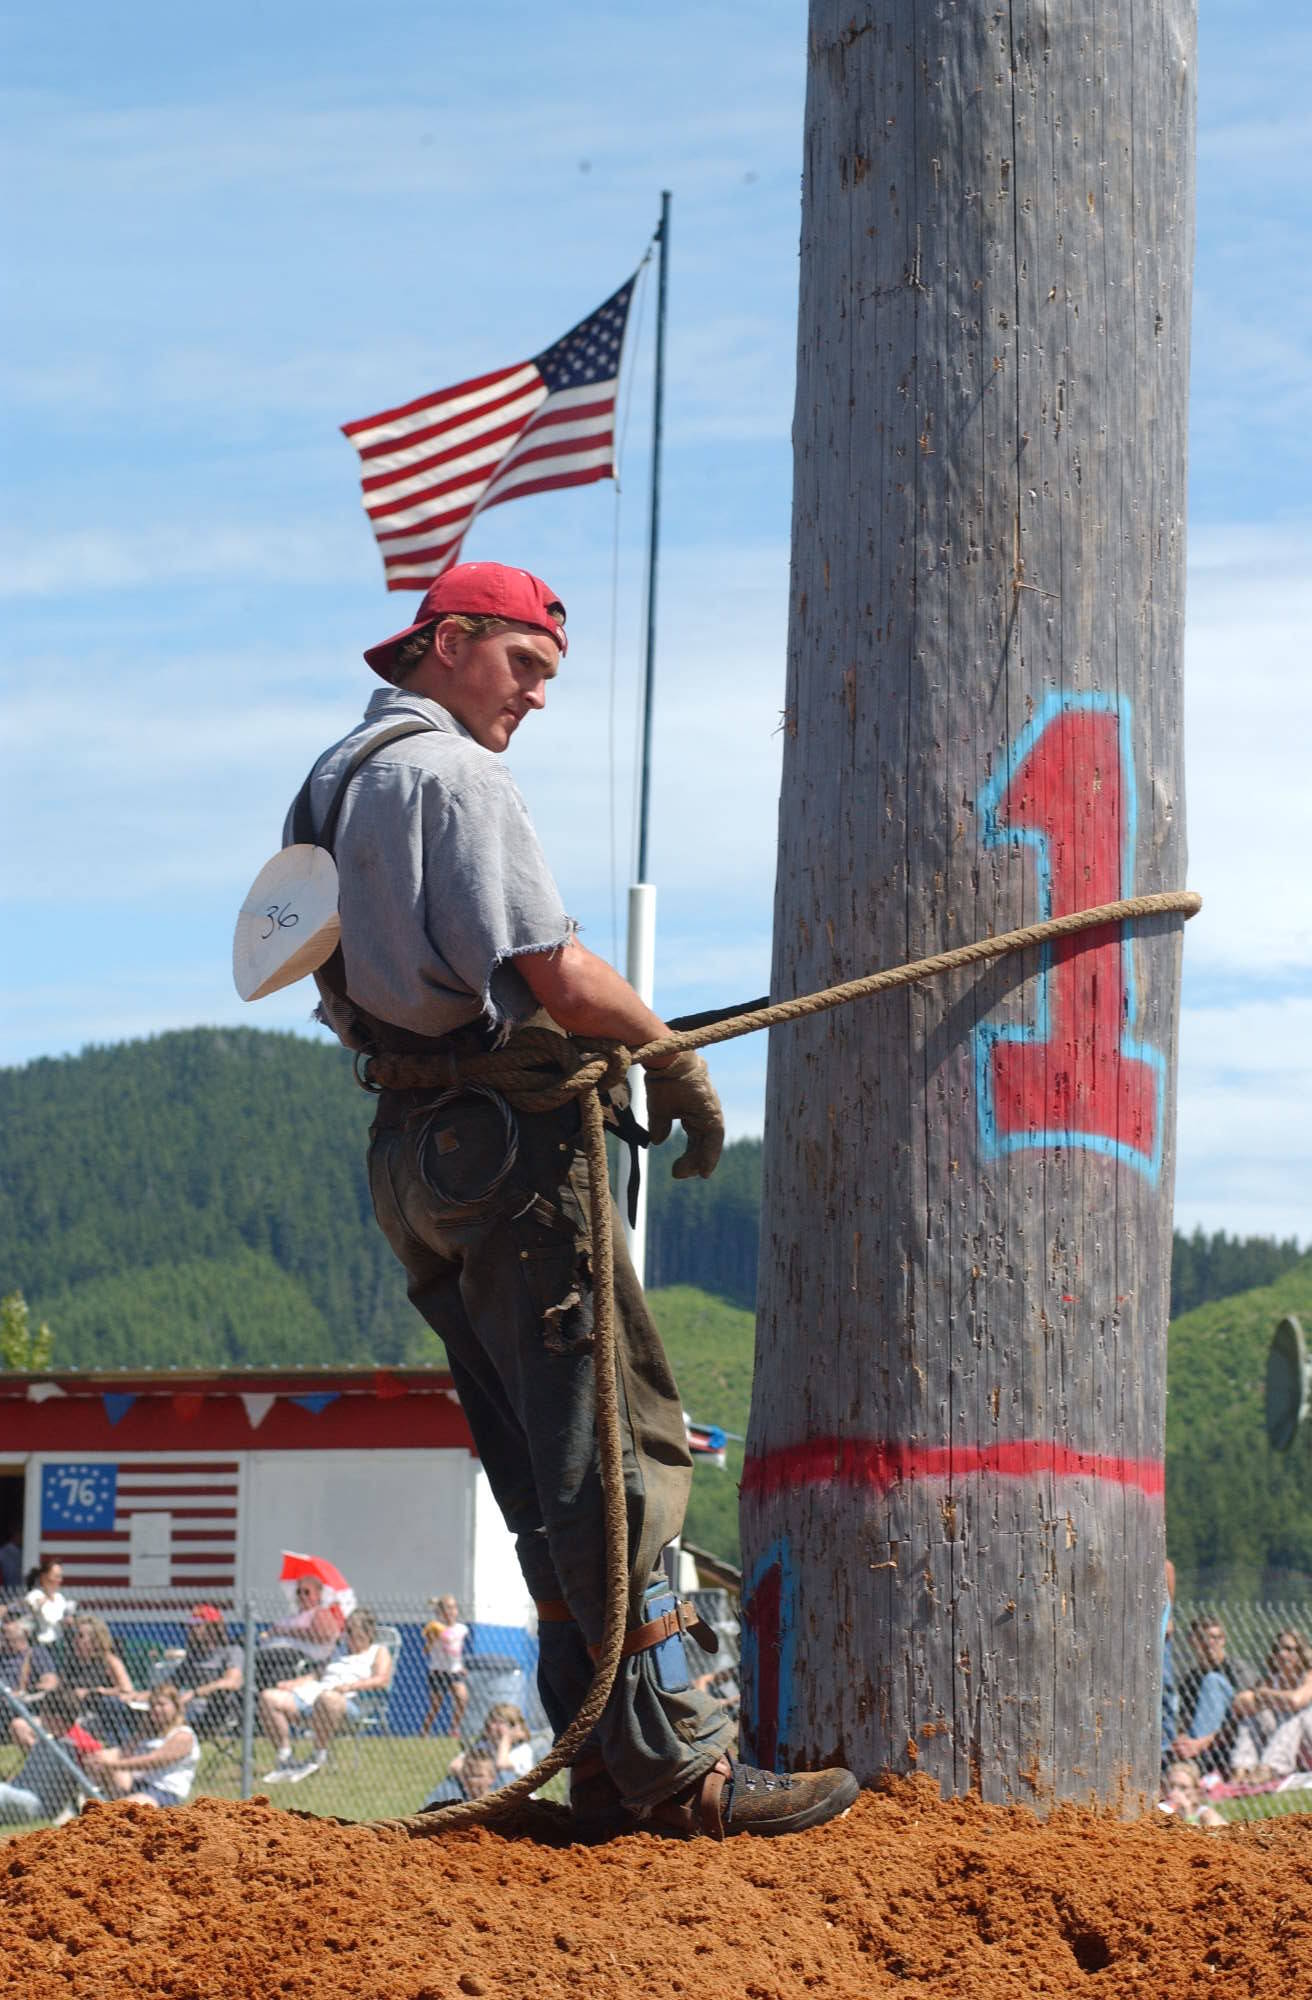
(623, 882, 657, 1288)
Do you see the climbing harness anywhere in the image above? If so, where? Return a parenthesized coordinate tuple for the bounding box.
(370, 887, 1201, 1838)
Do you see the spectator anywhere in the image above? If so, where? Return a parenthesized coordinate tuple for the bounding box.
(1159, 1759, 1224, 1828)
(0, 1687, 105, 1826)
(1173, 1616, 1256, 1776)
(259, 1607, 392, 1782)
(420, 1594, 469, 1737)
(446, 1703, 534, 1791)
(23, 1557, 73, 1648)
(256, 1574, 345, 1684)
(421, 1747, 502, 1809)
(0, 1521, 21, 1595)
(8, 1614, 133, 1753)
(86, 1684, 199, 1808)
(0, 1616, 57, 1700)
(1160, 1559, 1178, 1772)
(66, 1614, 137, 1747)
(171, 1606, 243, 1735)
(1229, 1628, 1312, 1780)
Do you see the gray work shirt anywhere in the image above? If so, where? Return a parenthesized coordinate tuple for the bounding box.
(283, 688, 574, 1045)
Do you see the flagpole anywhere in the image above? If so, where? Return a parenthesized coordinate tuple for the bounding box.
(624, 189, 670, 1291)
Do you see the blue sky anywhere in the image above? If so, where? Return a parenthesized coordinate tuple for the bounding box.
(2, 2, 1308, 1244)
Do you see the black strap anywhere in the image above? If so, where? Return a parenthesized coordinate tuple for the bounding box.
(291, 718, 440, 1023)
(291, 718, 440, 855)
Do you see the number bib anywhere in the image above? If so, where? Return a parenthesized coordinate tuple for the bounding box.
(232, 843, 342, 1001)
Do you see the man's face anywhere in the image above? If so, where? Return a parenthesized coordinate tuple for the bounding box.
(1, 1621, 26, 1653)
(435, 623, 560, 752)
(1192, 1622, 1226, 1667)
(295, 1579, 323, 1611)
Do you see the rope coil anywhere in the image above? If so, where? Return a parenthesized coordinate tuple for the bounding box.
(370, 887, 1201, 1838)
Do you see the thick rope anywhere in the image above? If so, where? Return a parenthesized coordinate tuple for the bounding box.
(368, 886, 1200, 1838)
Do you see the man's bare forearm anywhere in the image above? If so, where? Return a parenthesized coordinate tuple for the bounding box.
(513, 938, 675, 1066)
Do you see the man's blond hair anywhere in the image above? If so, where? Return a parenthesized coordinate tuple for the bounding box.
(395, 610, 562, 682)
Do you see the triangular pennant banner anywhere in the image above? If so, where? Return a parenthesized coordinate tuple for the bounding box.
(27, 1382, 66, 1404)
(289, 1392, 340, 1416)
(172, 1393, 205, 1422)
(372, 1371, 409, 1401)
(240, 1393, 277, 1431)
(102, 1393, 137, 1426)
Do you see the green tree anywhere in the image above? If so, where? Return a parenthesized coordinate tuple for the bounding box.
(0, 1289, 54, 1370)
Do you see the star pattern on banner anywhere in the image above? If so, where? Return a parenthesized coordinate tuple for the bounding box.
(534, 282, 634, 392)
(42, 1460, 117, 1530)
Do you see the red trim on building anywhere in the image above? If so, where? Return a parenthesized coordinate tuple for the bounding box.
(2, 1381, 475, 1455)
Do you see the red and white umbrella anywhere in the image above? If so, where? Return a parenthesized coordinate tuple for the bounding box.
(279, 1550, 356, 1618)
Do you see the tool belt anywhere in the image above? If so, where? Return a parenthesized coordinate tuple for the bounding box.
(365, 1026, 650, 1224)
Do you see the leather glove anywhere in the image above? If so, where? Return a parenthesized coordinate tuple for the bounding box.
(643, 1050, 725, 1180)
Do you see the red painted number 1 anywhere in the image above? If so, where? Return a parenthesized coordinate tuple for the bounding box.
(975, 695, 1164, 1181)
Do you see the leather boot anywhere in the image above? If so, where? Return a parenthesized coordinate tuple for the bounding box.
(646, 1753, 858, 1839)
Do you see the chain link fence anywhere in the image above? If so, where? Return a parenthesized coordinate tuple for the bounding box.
(1166, 1600, 1312, 1822)
(5, 1589, 1311, 1830)
(0, 1587, 740, 1830)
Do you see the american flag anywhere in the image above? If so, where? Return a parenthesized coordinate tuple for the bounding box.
(342, 275, 637, 592)
(38, 1458, 239, 1594)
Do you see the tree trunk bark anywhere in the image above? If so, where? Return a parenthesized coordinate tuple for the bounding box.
(742, 0, 1195, 1812)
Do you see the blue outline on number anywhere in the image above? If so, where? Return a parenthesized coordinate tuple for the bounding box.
(973, 690, 1165, 1183)
(740, 1535, 797, 1769)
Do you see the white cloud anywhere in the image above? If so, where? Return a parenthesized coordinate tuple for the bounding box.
(0, 521, 362, 598)
(1182, 527, 1312, 979)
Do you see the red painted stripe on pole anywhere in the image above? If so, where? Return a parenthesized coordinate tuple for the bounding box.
(741, 1438, 1165, 1501)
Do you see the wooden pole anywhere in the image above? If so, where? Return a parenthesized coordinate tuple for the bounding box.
(742, 0, 1195, 1812)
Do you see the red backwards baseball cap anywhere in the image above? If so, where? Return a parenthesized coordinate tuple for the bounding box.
(188, 1604, 223, 1624)
(363, 562, 567, 683)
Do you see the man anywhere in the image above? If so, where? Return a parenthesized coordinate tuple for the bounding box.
(172, 1605, 244, 1735)
(285, 561, 856, 1838)
(1173, 1614, 1255, 1776)
(0, 1687, 102, 1826)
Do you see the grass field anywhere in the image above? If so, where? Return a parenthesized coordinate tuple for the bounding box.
(0, 1731, 517, 1836)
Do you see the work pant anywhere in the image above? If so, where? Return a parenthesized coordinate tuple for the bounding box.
(368, 1083, 734, 1809)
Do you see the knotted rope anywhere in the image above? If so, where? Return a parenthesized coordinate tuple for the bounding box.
(369, 887, 1200, 1838)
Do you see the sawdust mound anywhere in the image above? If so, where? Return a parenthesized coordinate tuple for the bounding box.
(2, 1777, 1310, 1999)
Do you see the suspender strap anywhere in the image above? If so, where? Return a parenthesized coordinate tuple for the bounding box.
(291, 718, 439, 855)
(534, 1598, 575, 1623)
(586, 1599, 718, 1664)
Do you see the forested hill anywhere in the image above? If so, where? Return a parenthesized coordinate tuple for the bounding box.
(0, 1028, 766, 1368)
(0, 1027, 1305, 1369)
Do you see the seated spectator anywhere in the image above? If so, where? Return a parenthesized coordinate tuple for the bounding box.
(85, 1684, 199, 1808)
(171, 1606, 243, 1735)
(23, 1556, 73, 1648)
(1229, 1628, 1312, 1779)
(445, 1703, 534, 1791)
(259, 1608, 391, 1782)
(0, 1616, 57, 1701)
(1159, 1759, 1224, 1828)
(7, 1613, 134, 1754)
(255, 1575, 345, 1684)
(1160, 1559, 1178, 1772)
(421, 1747, 502, 1809)
(1173, 1615, 1256, 1776)
(0, 1687, 105, 1825)
(420, 1594, 469, 1737)
(65, 1614, 137, 1747)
